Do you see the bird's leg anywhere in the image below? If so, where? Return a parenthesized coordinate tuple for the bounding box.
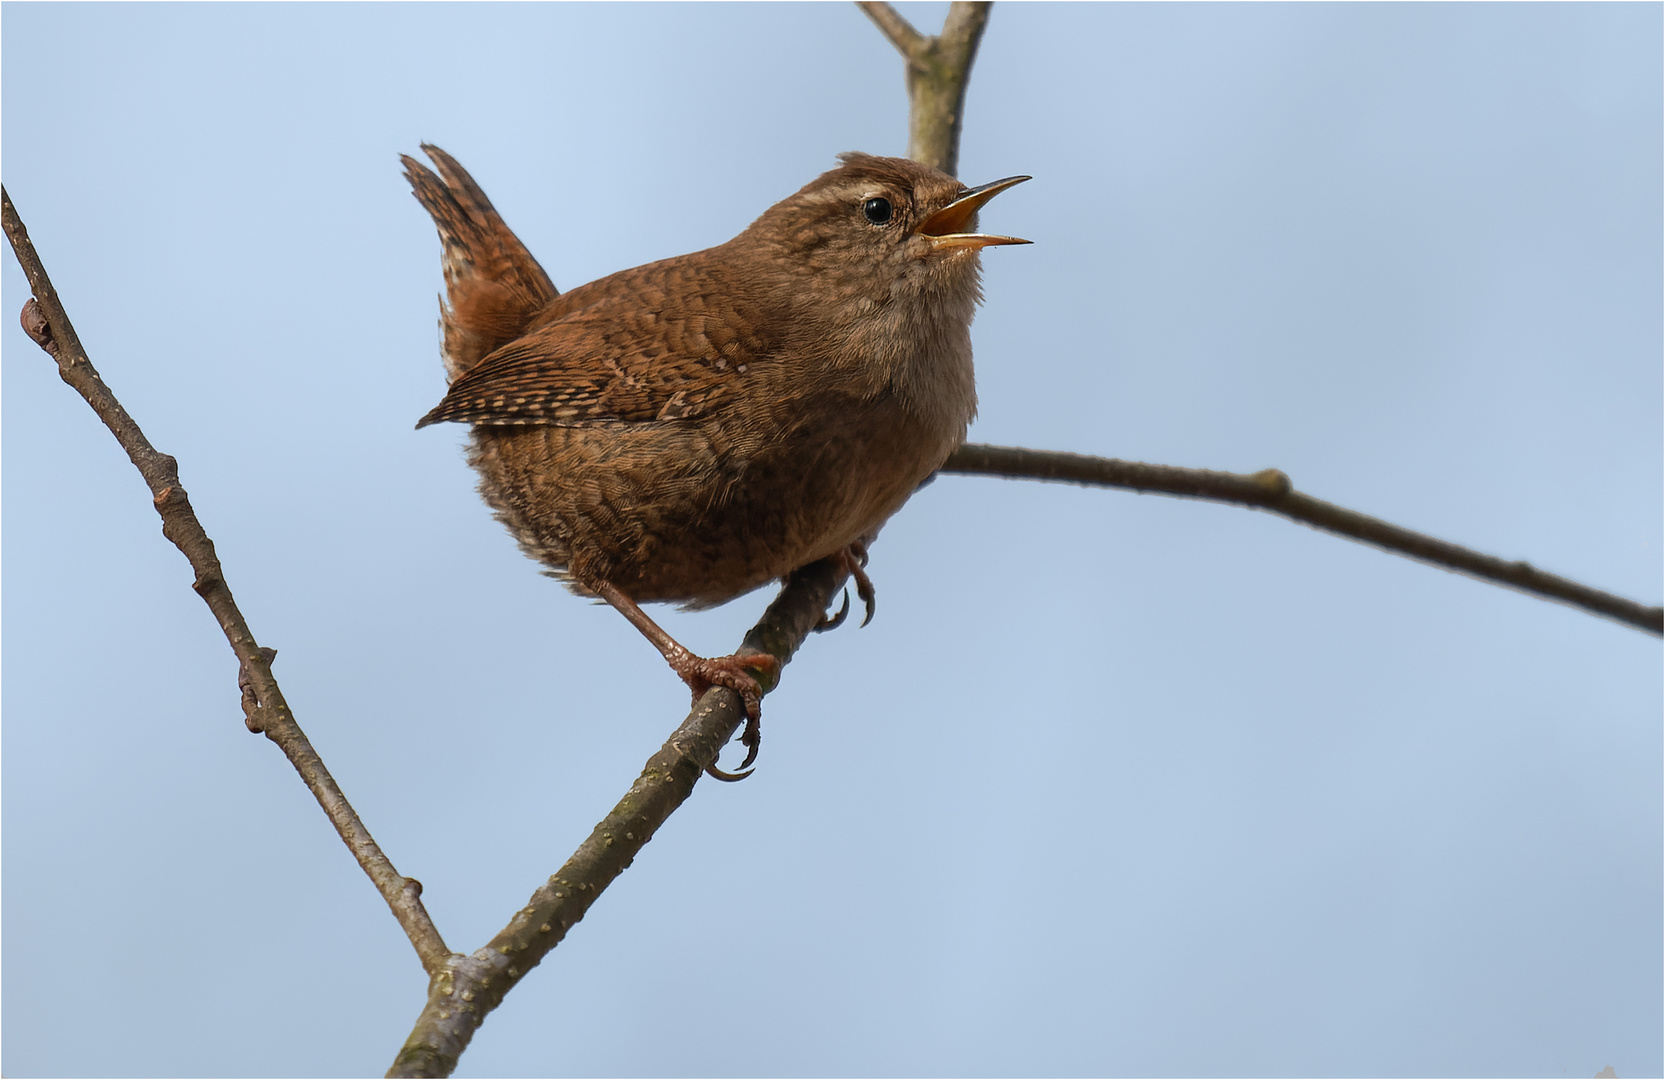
(587, 578, 779, 781)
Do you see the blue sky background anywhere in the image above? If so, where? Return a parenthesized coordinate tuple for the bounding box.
(3, 3, 1659, 1076)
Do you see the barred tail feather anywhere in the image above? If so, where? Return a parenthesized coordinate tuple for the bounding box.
(402, 144, 558, 381)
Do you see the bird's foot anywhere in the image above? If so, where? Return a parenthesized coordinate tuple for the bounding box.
(673, 651, 780, 782)
(837, 541, 876, 628)
(814, 543, 877, 631)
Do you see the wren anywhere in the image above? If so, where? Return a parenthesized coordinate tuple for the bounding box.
(404, 146, 1028, 778)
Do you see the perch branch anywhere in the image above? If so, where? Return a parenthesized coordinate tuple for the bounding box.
(386, 559, 847, 1078)
(859, 0, 992, 175)
(1, 186, 454, 975)
(942, 444, 1663, 637)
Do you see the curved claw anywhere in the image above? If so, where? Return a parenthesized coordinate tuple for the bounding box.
(737, 720, 761, 770)
(704, 705, 762, 782)
(845, 544, 876, 628)
(821, 543, 877, 629)
(814, 588, 852, 633)
(705, 761, 755, 783)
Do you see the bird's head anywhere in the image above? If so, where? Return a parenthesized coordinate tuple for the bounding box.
(745, 152, 1030, 305)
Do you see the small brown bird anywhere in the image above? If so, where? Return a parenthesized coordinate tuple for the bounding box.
(404, 145, 1027, 778)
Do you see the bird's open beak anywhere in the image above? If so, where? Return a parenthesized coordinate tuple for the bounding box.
(916, 175, 1032, 250)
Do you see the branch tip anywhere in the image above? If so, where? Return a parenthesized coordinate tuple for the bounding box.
(941, 444, 1662, 638)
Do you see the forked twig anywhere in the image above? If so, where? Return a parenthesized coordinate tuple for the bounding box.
(386, 560, 846, 1077)
(858, 0, 992, 175)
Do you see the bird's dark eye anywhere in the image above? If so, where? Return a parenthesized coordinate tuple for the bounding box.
(862, 197, 893, 225)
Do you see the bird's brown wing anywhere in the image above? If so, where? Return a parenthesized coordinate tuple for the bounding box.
(414, 277, 769, 429)
(402, 144, 559, 380)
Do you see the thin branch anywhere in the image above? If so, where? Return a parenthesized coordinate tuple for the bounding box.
(859, 0, 993, 175)
(386, 560, 847, 1079)
(860, 0, 1657, 635)
(1, 186, 455, 975)
(856, 0, 925, 57)
(942, 444, 1663, 637)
